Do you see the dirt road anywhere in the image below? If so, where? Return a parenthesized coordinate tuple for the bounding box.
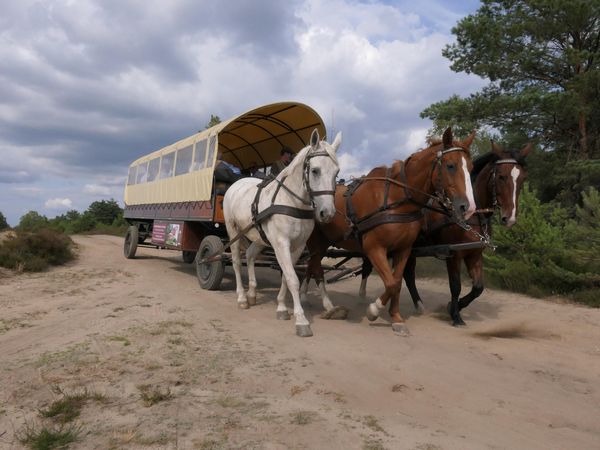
(1, 235, 599, 449)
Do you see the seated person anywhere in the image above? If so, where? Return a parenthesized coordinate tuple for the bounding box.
(215, 151, 242, 183)
(214, 151, 242, 193)
(246, 161, 265, 179)
(269, 146, 293, 177)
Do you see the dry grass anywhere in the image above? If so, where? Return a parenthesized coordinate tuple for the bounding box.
(16, 422, 82, 450)
(137, 384, 173, 406)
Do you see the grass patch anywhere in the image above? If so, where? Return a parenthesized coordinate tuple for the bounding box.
(363, 438, 386, 450)
(17, 422, 82, 450)
(363, 415, 386, 434)
(289, 410, 317, 425)
(149, 320, 193, 336)
(39, 388, 107, 424)
(0, 229, 75, 272)
(137, 384, 173, 406)
(108, 335, 130, 346)
(214, 396, 246, 409)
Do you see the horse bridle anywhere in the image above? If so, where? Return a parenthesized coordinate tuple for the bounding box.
(431, 146, 471, 212)
(268, 147, 337, 209)
(489, 158, 519, 211)
(302, 149, 337, 206)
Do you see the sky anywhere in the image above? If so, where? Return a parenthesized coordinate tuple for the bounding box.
(0, 0, 485, 226)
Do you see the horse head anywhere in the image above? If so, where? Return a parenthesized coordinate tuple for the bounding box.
(430, 127, 476, 221)
(490, 141, 532, 227)
(304, 129, 341, 223)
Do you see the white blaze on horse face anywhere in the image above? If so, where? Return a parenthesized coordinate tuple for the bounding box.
(310, 150, 338, 223)
(507, 166, 521, 226)
(462, 156, 476, 219)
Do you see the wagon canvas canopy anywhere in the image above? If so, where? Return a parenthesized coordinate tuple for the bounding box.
(124, 102, 326, 206)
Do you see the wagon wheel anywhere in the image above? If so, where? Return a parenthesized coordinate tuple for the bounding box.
(195, 235, 225, 290)
(182, 251, 197, 264)
(124, 225, 139, 259)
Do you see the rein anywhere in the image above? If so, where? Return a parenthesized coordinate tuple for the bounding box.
(426, 157, 522, 249)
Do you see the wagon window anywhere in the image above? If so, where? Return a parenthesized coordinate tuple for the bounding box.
(193, 139, 207, 170)
(147, 157, 160, 182)
(127, 165, 137, 185)
(159, 152, 175, 179)
(136, 162, 148, 184)
(207, 136, 217, 168)
(175, 145, 193, 176)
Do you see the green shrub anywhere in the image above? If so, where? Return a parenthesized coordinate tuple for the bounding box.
(0, 229, 75, 272)
(484, 185, 600, 304)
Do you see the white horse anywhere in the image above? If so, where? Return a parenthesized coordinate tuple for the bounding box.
(223, 129, 341, 337)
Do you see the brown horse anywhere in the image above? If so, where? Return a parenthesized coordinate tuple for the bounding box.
(402, 141, 532, 326)
(300, 128, 476, 335)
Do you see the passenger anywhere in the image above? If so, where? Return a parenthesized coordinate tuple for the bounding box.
(269, 146, 293, 177)
(214, 151, 243, 184)
(247, 161, 265, 179)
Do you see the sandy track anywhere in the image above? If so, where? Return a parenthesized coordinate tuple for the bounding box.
(0, 235, 599, 449)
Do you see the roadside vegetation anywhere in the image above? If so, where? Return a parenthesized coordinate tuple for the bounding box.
(0, 200, 126, 272)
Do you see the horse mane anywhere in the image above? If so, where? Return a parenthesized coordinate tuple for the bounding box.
(471, 153, 498, 180)
(471, 148, 528, 181)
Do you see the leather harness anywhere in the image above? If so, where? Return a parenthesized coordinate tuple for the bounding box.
(250, 149, 336, 246)
(422, 157, 520, 236)
(343, 146, 469, 241)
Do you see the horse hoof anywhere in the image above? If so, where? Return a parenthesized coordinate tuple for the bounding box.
(276, 310, 291, 320)
(392, 322, 410, 336)
(247, 295, 257, 306)
(320, 306, 348, 320)
(238, 301, 249, 310)
(366, 303, 379, 322)
(296, 324, 313, 337)
(415, 301, 426, 315)
(452, 318, 466, 327)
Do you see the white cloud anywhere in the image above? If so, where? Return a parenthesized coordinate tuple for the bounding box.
(0, 0, 485, 225)
(44, 198, 73, 209)
(84, 184, 111, 195)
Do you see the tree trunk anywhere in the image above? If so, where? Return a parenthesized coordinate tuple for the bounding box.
(579, 110, 589, 159)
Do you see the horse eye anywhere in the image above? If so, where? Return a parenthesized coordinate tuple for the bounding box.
(499, 175, 507, 181)
(446, 163, 455, 171)
(311, 168, 320, 176)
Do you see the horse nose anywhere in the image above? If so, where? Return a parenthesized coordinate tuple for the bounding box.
(455, 198, 474, 220)
(318, 207, 335, 223)
(501, 216, 508, 225)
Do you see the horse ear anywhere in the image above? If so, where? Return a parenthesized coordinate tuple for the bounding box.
(462, 130, 476, 149)
(442, 127, 453, 148)
(310, 129, 320, 149)
(491, 140, 504, 156)
(331, 131, 342, 153)
(520, 143, 533, 158)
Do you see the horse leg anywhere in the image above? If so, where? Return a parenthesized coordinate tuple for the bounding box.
(299, 274, 310, 304)
(273, 243, 312, 337)
(229, 233, 248, 309)
(245, 241, 266, 306)
(457, 252, 484, 314)
(386, 251, 411, 335)
(358, 257, 372, 299)
(365, 247, 402, 325)
(446, 255, 465, 326)
(276, 277, 291, 320)
(403, 253, 425, 313)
